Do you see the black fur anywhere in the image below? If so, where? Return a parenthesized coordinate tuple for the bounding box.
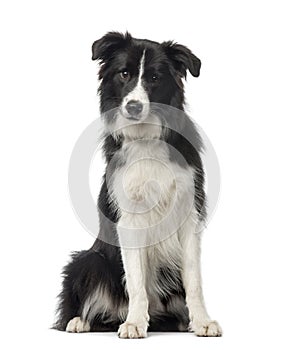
(54, 32, 204, 332)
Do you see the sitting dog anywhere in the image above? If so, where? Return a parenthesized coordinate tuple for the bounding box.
(54, 32, 222, 338)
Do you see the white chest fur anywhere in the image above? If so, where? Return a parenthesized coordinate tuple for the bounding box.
(110, 139, 196, 248)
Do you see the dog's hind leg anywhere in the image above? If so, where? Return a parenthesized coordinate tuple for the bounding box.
(54, 249, 109, 332)
(54, 244, 126, 332)
(53, 250, 89, 331)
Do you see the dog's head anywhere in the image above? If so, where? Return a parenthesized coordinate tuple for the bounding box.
(92, 32, 201, 138)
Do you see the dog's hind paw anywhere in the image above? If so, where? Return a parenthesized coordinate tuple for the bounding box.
(66, 317, 90, 333)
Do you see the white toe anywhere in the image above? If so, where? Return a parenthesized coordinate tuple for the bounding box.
(189, 320, 222, 337)
(118, 321, 147, 339)
(66, 317, 90, 333)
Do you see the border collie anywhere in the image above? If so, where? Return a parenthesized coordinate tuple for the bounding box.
(54, 32, 222, 338)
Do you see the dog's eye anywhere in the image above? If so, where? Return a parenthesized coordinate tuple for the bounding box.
(151, 74, 159, 82)
(119, 71, 130, 80)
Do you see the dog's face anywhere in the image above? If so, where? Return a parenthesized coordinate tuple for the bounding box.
(92, 32, 201, 136)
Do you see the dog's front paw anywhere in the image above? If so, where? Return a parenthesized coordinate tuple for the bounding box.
(66, 317, 90, 333)
(118, 321, 148, 339)
(189, 320, 222, 337)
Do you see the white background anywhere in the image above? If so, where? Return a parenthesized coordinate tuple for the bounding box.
(1, 0, 289, 349)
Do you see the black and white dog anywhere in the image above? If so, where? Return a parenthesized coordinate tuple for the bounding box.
(54, 32, 222, 338)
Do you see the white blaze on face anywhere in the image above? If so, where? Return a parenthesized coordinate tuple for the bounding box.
(122, 50, 149, 118)
(114, 50, 162, 140)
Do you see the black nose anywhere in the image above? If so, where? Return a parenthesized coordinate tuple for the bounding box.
(125, 100, 143, 117)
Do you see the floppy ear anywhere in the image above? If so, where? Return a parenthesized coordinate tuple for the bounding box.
(92, 31, 131, 61)
(162, 41, 201, 78)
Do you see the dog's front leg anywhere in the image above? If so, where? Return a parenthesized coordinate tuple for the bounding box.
(118, 247, 149, 338)
(180, 220, 222, 336)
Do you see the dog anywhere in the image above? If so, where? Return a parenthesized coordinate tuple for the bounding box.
(54, 32, 222, 338)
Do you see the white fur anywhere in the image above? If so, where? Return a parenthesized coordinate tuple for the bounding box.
(66, 317, 90, 333)
(110, 139, 196, 247)
(65, 116, 222, 337)
(65, 41, 222, 338)
(112, 50, 159, 141)
(120, 51, 150, 121)
(118, 319, 148, 338)
(112, 114, 163, 141)
(179, 218, 222, 336)
(76, 48, 221, 338)
(110, 131, 196, 337)
(189, 320, 222, 337)
(82, 285, 127, 323)
(65, 125, 222, 337)
(118, 247, 149, 338)
(109, 118, 222, 337)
